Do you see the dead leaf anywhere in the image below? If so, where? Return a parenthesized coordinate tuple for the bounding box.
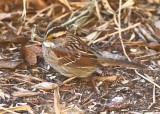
(104, 97, 129, 110)
(0, 13, 12, 21)
(21, 45, 42, 66)
(61, 106, 85, 114)
(92, 76, 125, 82)
(0, 105, 34, 114)
(154, 28, 160, 39)
(0, 59, 22, 69)
(33, 82, 58, 92)
(147, 42, 160, 50)
(12, 90, 40, 97)
(0, 34, 29, 43)
(11, 73, 44, 85)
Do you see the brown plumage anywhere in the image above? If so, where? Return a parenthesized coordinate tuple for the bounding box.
(42, 26, 145, 77)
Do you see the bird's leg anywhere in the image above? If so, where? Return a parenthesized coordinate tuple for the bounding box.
(89, 74, 100, 95)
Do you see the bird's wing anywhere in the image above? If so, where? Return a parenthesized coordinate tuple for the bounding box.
(51, 47, 98, 67)
(52, 32, 99, 67)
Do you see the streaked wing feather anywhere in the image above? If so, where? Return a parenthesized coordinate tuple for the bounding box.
(52, 48, 68, 57)
(51, 47, 98, 67)
(73, 53, 98, 67)
(49, 31, 99, 67)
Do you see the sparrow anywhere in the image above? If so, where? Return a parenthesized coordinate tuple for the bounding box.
(42, 25, 145, 77)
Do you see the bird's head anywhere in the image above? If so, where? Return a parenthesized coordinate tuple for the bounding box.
(43, 26, 67, 48)
(45, 26, 67, 41)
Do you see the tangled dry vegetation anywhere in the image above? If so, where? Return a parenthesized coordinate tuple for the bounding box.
(0, 0, 160, 113)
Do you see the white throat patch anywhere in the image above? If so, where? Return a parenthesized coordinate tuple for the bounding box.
(43, 41, 55, 48)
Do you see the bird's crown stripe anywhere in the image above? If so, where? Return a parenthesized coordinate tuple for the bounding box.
(45, 26, 67, 37)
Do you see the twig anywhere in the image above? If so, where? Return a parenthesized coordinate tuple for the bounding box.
(135, 70, 160, 89)
(26, 4, 54, 24)
(52, 77, 76, 90)
(0, 107, 19, 114)
(47, 13, 69, 29)
(118, 0, 131, 61)
(135, 52, 160, 59)
(59, 0, 72, 11)
(59, 76, 77, 87)
(62, 9, 91, 26)
(93, 22, 141, 43)
(20, 0, 27, 21)
(54, 86, 61, 114)
(95, 0, 102, 23)
(148, 85, 156, 109)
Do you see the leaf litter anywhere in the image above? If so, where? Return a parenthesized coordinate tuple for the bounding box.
(0, 0, 160, 113)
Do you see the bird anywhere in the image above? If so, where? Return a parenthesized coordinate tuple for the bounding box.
(42, 25, 145, 78)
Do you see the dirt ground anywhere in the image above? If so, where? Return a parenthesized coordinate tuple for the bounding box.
(0, 0, 160, 113)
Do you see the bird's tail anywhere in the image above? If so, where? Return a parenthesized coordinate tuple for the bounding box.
(100, 58, 145, 69)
